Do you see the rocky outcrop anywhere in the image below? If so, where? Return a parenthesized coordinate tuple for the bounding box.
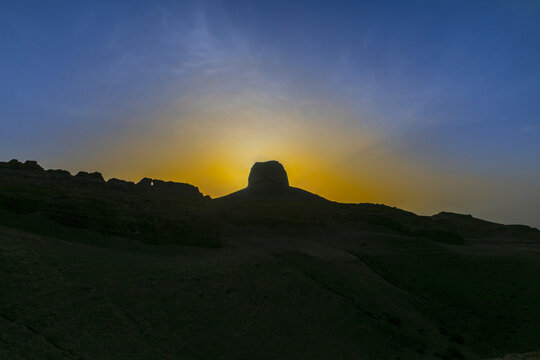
(0, 159, 43, 170)
(74, 171, 105, 183)
(107, 178, 135, 189)
(248, 160, 289, 187)
(137, 177, 153, 187)
(136, 177, 201, 197)
(0, 159, 219, 247)
(23, 160, 43, 170)
(46, 169, 72, 178)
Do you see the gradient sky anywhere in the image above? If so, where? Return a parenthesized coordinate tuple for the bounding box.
(1, 0, 540, 227)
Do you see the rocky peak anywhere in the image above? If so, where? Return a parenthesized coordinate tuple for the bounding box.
(247, 160, 289, 187)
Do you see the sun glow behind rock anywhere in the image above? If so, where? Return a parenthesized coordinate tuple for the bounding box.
(6, 2, 539, 227)
(87, 91, 381, 198)
(62, 89, 484, 219)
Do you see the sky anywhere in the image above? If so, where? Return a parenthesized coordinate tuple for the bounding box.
(1, 0, 540, 227)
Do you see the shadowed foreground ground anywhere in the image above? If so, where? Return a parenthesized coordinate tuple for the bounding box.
(2, 223, 540, 360)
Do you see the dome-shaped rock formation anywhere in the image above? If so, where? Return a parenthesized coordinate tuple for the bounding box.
(248, 160, 289, 187)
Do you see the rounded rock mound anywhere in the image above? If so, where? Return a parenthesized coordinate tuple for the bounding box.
(248, 160, 289, 187)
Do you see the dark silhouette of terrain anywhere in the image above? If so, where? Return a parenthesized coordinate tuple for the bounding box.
(1, 159, 540, 359)
(248, 160, 289, 186)
(0, 159, 219, 247)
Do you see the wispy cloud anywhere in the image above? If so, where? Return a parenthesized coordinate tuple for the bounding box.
(520, 125, 537, 133)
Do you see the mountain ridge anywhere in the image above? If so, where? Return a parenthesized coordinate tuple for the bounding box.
(2, 159, 540, 359)
(1, 159, 538, 248)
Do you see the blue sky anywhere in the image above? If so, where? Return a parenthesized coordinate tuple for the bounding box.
(1, 0, 539, 226)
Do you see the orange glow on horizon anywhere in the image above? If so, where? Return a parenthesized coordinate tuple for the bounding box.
(51, 91, 506, 221)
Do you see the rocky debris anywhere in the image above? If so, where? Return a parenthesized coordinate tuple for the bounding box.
(248, 160, 289, 187)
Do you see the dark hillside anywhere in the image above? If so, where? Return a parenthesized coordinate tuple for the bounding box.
(432, 212, 540, 242)
(0, 160, 219, 247)
(1, 160, 540, 359)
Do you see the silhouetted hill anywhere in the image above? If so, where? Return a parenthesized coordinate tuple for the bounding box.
(0, 159, 219, 247)
(432, 212, 540, 242)
(2, 159, 540, 359)
(212, 161, 468, 245)
(3, 159, 537, 248)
